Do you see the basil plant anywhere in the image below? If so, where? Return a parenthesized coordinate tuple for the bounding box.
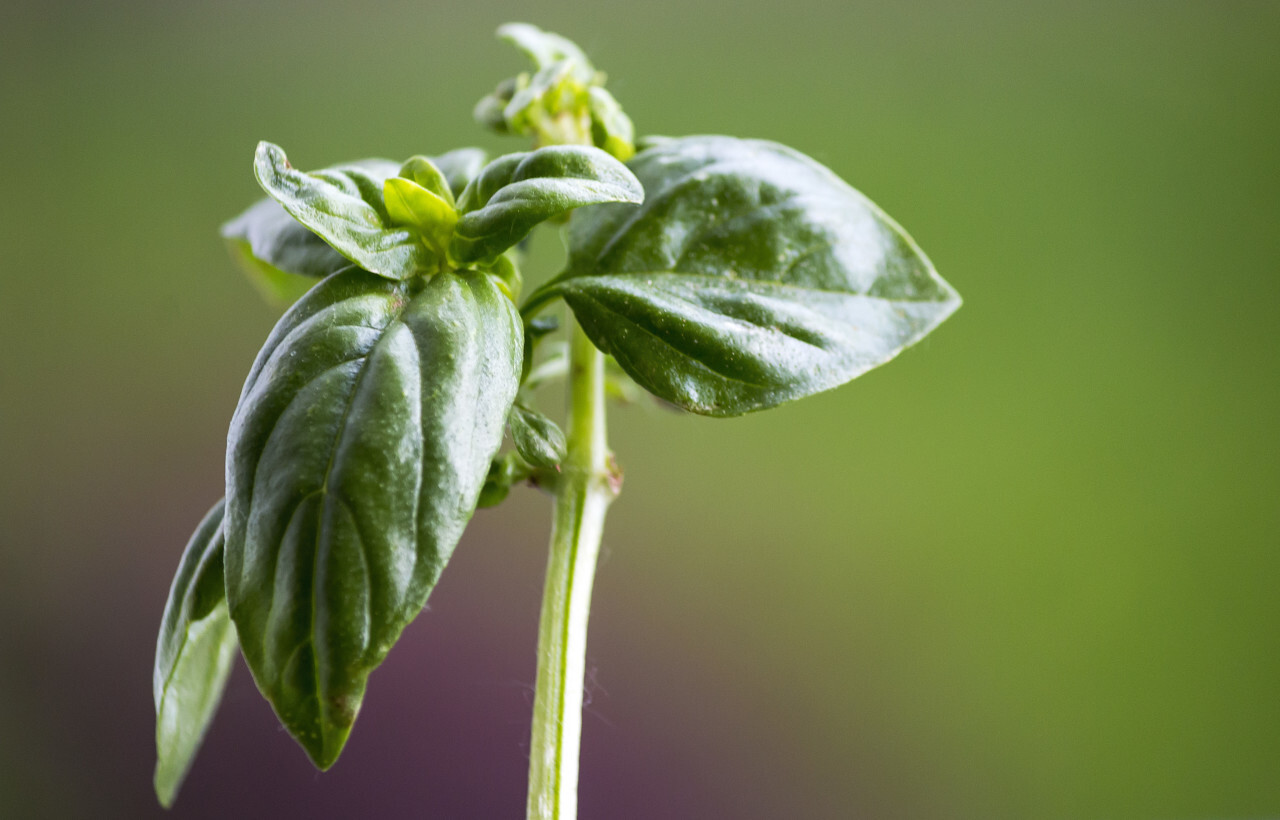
(154, 22, 960, 818)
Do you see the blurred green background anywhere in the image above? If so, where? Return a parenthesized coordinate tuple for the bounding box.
(2, 0, 1278, 817)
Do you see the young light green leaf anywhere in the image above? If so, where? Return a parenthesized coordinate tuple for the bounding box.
(509, 404, 567, 468)
(254, 142, 436, 279)
(587, 87, 635, 161)
(397, 156, 455, 207)
(479, 24, 634, 159)
(497, 22, 594, 82)
(450, 146, 642, 266)
(223, 267, 522, 769)
(540, 136, 961, 416)
(384, 177, 457, 258)
(502, 60, 586, 143)
(154, 499, 237, 808)
(225, 153, 479, 302)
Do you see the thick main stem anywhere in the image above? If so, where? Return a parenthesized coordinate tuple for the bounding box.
(526, 321, 615, 820)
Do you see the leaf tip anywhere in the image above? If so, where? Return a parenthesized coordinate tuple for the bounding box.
(153, 766, 176, 809)
(296, 719, 355, 772)
(253, 141, 290, 191)
(254, 140, 284, 166)
(495, 21, 534, 41)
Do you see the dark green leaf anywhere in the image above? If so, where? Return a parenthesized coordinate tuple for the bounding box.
(544, 136, 961, 416)
(509, 404, 567, 468)
(221, 197, 348, 284)
(254, 142, 435, 279)
(154, 499, 237, 808)
(224, 230, 331, 307)
(527, 316, 560, 338)
(477, 452, 526, 509)
(223, 158, 406, 306)
(223, 267, 522, 768)
(450, 146, 642, 266)
(423, 148, 488, 203)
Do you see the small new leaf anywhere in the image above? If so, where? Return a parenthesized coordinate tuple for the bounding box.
(478, 24, 634, 160)
(450, 145, 642, 266)
(253, 142, 435, 279)
(497, 22, 594, 82)
(542, 136, 961, 416)
(397, 156, 456, 206)
(384, 176, 457, 258)
(154, 500, 237, 808)
(587, 87, 635, 161)
(509, 404, 567, 468)
(224, 267, 522, 768)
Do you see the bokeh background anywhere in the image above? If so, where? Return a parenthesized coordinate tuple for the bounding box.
(2, 0, 1278, 817)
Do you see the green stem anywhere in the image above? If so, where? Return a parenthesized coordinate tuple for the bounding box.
(526, 320, 617, 820)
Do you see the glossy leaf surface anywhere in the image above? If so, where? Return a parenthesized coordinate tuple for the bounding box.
(451, 145, 642, 266)
(225, 151, 486, 302)
(547, 136, 961, 416)
(153, 500, 237, 808)
(223, 268, 522, 767)
(221, 196, 349, 291)
(254, 142, 434, 279)
(224, 229, 331, 306)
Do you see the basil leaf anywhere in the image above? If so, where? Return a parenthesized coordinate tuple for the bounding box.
(224, 227, 333, 306)
(503, 60, 582, 137)
(497, 22, 594, 82)
(254, 142, 435, 279)
(509, 404, 566, 469)
(546, 136, 961, 416)
(384, 176, 457, 258)
(587, 86, 635, 161)
(429, 148, 488, 197)
(477, 452, 525, 509)
(397, 156, 455, 207)
(225, 153, 481, 304)
(474, 84, 515, 134)
(450, 146, 642, 265)
(221, 196, 349, 292)
(223, 267, 522, 768)
(153, 499, 237, 808)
